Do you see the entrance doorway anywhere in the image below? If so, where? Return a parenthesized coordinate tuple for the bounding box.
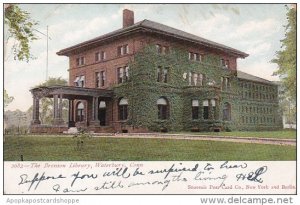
(98, 101, 106, 126)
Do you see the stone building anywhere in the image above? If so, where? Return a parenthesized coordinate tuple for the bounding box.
(30, 9, 282, 133)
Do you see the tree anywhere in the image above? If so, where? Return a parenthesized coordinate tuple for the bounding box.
(4, 89, 14, 108)
(4, 4, 38, 62)
(271, 5, 296, 102)
(34, 77, 68, 124)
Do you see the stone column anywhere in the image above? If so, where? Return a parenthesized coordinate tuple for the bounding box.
(31, 96, 41, 125)
(68, 99, 75, 127)
(58, 93, 63, 119)
(90, 97, 100, 127)
(53, 94, 64, 125)
(53, 94, 58, 119)
(94, 97, 99, 121)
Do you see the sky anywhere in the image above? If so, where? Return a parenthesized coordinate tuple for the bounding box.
(4, 4, 289, 111)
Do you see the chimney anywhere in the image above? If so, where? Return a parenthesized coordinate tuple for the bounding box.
(123, 9, 134, 28)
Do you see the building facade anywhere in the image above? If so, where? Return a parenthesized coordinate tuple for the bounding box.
(30, 9, 282, 133)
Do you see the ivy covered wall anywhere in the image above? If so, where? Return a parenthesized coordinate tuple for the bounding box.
(112, 45, 282, 132)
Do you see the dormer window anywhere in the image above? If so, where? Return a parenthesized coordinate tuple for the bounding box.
(76, 56, 85, 66)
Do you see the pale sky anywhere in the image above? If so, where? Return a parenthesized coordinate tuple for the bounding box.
(4, 4, 288, 111)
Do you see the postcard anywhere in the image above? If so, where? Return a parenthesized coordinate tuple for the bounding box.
(3, 2, 297, 199)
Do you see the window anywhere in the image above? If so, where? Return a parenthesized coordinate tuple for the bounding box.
(193, 73, 198, 86)
(100, 71, 105, 87)
(223, 102, 231, 121)
(156, 44, 162, 54)
(203, 100, 209, 120)
(188, 72, 192, 85)
(95, 72, 100, 87)
(221, 77, 230, 90)
(220, 59, 229, 69)
(211, 99, 216, 119)
(74, 75, 85, 87)
(95, 51, 106, 62)
(119, 98, 128, 120)
(189, 72, 204, 86)
(157, 97, 169, 120)
(96, 71, 105, 87)
(157, 66, 168, 83)
(76, 102, 85, 122)
(192, 100, 199, 119)
(156, 44, 169, 54)
(117, 66, 129, 84)
(76, 56, 85, 66)
(117, 44, 129, 56)
(189, 52, 202, 61)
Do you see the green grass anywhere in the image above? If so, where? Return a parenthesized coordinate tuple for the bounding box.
(172, 130, 296, 139)
(4, 135, 296, 161)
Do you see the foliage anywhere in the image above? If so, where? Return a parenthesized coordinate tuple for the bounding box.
(4, 89, 14, 108)
(4, 4, 38, 62)
(34, 77, 68, 124)
(113, 45, 281, 132)
(4, 135, 296, 161)
(271, 6, 296, 102)
(72, 128, 92, 151)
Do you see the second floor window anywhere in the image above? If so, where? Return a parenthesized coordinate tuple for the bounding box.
(117, 66, 129, 84)
(188, 72, 204, 86)
(74, 75, 85, 87)
(117, 44, 129, 56)
(76, 57, 85, 66)
(95, 51, 106, 62)
(157, 66, 168, 83)
(95, 71, 106, 87)
(221, 77, 230, 90)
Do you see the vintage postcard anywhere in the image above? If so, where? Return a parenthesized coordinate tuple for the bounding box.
(3, 3, 297, 199)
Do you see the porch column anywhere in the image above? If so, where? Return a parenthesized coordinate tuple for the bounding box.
(31, 96, 41, 125)
(53, 94, 64, 125)
(90, 96, 100, 127)
(68, 99, 75, 127)
(94, 97, 99, 121)
(58, 93, 63, 119)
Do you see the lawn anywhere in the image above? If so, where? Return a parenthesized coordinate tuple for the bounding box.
(4, 135, 296, 161)
(172, 130, 296, 139)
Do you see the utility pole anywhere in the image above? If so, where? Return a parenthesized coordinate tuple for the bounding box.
(34, 26, 51, 81)
(46, 25, 49, 81)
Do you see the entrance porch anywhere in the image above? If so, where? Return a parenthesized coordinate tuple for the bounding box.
(30, 86, 114, 133)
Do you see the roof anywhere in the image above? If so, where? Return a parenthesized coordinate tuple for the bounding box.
(237, 71, 277, 85)
(57, 19, 248, 58)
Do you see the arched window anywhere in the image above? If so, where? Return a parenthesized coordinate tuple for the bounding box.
(76, 102, 85, 122)
(223, 102, 231, 121)
(119, 98, 128, 120)
(192, 100, 199, 119)
(157, 97, 169, 120)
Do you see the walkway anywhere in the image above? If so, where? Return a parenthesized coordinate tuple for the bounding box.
(91, 133, 296, 146)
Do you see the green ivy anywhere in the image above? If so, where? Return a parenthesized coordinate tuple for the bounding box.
(113, 45, 282, 132)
